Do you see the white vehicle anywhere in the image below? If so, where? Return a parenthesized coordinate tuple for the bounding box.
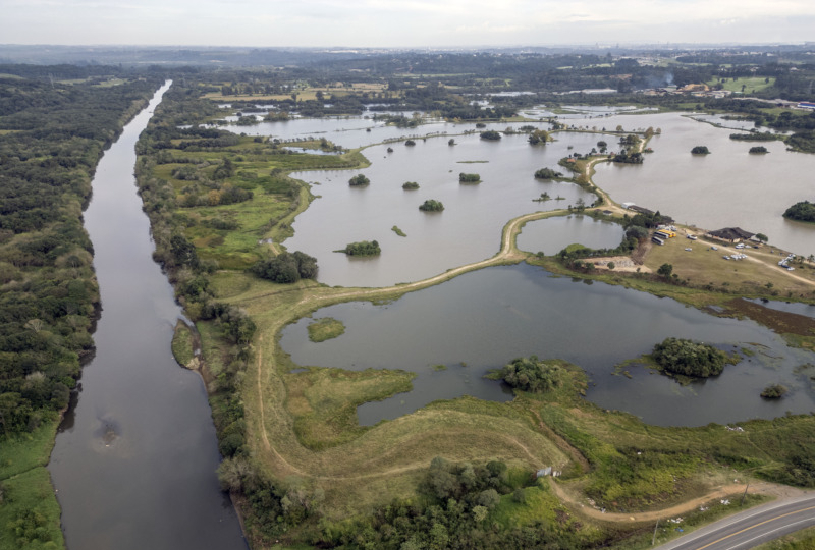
(787, 267, 796, 271)
(687, 234, 697, 240)
(711, 246, 718, 251)
(685, 248, 693, 251)
(736, 243, 745, 249)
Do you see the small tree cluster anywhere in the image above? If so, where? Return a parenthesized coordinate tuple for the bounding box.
(761, 384, 787, 398)
(528, 129, 549, 145)
(691, 146, 711, 155)
(534, 167, 562, 180)
(341, 240, 381, 256)
(402, 181, 420, 189)
(459, 172, 481, 182)
(500, 356, 562, 392)
(348, 174, 370, 186)
(419, 199, 444, 212)
(652, 337, 726, 378)
(251, 251, 318, 283)
(479, 130, 502, 141)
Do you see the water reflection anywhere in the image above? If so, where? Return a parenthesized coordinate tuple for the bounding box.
(48, 82, 247, 550)
(280, 264, 815, 427)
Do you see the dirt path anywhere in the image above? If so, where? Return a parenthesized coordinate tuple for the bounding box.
(548, 479, 807, 524)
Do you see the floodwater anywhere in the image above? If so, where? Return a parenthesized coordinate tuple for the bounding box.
(280, 264, 815, 427)
(228, 108, 815, 285)
(284, 131, 605, 287)
(516, 215, 626, 256)
(48, 82, 247, 550)
(238, 106, 815, 428)
(579, 111, 815, 258)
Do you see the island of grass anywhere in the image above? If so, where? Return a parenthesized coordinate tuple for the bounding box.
(749, 146, 769, 154)
(337, 239, 381, 256)
(691, 146, 711, 155)
(782, 201, 815, 223)
(534, 167, 563, 180)
(459, 172, 481, 183)
(419, 199, 444, 212)
(652, 337, 727, 378)
(171, 320, 197, 369)
(391, 225, 406, 236)
(307, 317, 345, 342)
(401, 181, 420, 189)
(348, 174, 370, 186)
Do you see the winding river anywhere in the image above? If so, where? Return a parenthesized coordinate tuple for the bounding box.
(48, 82, 247, 550)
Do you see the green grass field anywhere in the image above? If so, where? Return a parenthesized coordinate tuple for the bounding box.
(0, 423, 65, 549)
(706, 76, 776, 94)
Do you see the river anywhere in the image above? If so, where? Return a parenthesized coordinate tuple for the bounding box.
(48, 82, 247, 550)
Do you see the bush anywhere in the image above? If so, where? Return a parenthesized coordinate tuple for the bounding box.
(458, 172, 481, 183)
(402, 181, 420, 189)
(251, 251, 318, 283)
(783, 201, 815, 223)
(339, 240, 380, 256)
(500, 356, 562, 392)
(419, 199, 444, 212)
(479, 130, 501, 141)
(691, 146, 711, 155)
(652, 337, 726, 378)
(749, 146, 769, 154)
(348, 174, 370, 186)
(534, 167, 562, 180)
(761, 384, 787, 398)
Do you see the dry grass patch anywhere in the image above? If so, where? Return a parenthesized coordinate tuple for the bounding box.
(644, 238, 815, 295)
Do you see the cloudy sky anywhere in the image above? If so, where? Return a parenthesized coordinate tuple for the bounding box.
(2, 0, 814, 48)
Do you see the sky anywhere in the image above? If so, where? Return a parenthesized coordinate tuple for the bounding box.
(1, 0, 814, 48)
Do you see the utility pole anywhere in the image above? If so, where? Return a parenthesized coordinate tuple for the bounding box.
(741, 481, 750, 506)
(652, 518, 659, 546)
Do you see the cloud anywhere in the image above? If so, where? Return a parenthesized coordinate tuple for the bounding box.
(1, 0, 814, 47)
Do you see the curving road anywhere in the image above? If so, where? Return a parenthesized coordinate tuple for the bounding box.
(655, 493, 815, 550)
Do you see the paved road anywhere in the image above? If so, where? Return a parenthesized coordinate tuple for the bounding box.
(655, 493, 815, 550)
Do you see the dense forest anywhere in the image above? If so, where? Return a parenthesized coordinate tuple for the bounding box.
(0, 69, 160, 437)
(0, 65, 162, 548)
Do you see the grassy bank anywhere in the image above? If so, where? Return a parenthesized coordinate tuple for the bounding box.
(0, 423, 64, 549)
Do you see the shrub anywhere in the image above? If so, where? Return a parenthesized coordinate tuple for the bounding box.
(761, 384, 787, 398)
(419, 199, 444, 212)
(402, 181, 420, 189)
(652, 337, 727, 377)
(458, 172, 480, 183)
(691, 146, 710, 155)
(534, 167, 562, 180)
(251, 251, 318, 283)
(339, 240, 380, 256)
(479, 130, 501, 141)
(348, 174, 370, 186)
(500, 356, 562, 392)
